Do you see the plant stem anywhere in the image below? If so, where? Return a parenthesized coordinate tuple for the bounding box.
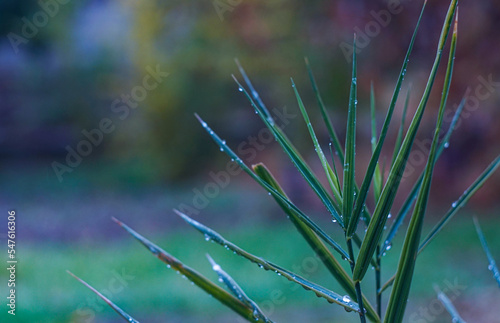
(375, 245, 382, 318)
(347, 238, 366, 323)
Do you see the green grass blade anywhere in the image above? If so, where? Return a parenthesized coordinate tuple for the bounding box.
(253, 163, 380, 323)
(112, 218, 259, 322)
(206, 254, 273, 322)
(291, 78, 343, 204)
(370, 82, 383, 202)
(434, 285, 468, 323)
(473, 217, 500, 287)
(234, 58, 274, 123)
(344, 35, 357, 228)
(67, 271, 140, 323)
(385, 12, 458, 322)
(391, 87, 411, 166)
(305, 57, 345, 164)
(195, 113, 350, 260)
(381, 154, 500, 292)
(353, 0, 457, 281)
(232, 75, 344, 225)
(346, 2, 427, 238)
(175, 210, 362, 314)
(419, 154, 500, 253)
(380, 97, 466, 256)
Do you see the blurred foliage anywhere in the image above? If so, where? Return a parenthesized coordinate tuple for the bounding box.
(0, 0, 499, 205)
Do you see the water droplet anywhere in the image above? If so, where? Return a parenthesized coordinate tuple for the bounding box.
(444, 142, 450, 148)
(385, 243, 392, 251)
(452, 201, 458, 208)
(332, 219, 337, 223)
(388, 213, 392, 219)
(268, 192, 272, 196)
(204, 235, 210, 241)
(166, 264, 171, 269)
(201, 121, 207, 127)
(488, 264, 494, 270)
(238, 87, 243, 92)
(213, 264, 221, 271)
(218, 277, 223, 282)
(342, 295, 351, 303)
(182, 275, 187, 280)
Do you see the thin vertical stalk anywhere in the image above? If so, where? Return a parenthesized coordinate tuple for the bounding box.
(375, 245, 382, 317)
(347, 238, 366, 323)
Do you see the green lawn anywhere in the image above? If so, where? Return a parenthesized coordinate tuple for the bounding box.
(1, 213, 499, 323)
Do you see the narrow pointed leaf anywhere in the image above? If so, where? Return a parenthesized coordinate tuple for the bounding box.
(419, 154, 500, 252)
(381, 97, 466, 256)
(354, 0, 457, 281)
(305, 57, 345, 164)
(112, 218, 259, 322)
(292, 78, 342, 204)
(175, 210, 362, 313)
(234, 63, 344, 224)
(473, 217, 500, 287)
(253, 163, 380, 323)
(347, 2, 427, 238)
(67, 271, 140, 323)
(344, 35, 357, 227)
(381, 153, 500, 293)
(234, 58, 273, 123)
(370, 82, 383, 202)
(232, 75, 343, 225)
(391, 87, 411, 166)
(385, 11, 458, 322)
(206, 254, 273, 322)
(195, 114, 350, 261)
(435, 285, 468, 323)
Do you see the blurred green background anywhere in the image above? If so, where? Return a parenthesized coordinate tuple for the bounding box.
(0, 0, 499, 322)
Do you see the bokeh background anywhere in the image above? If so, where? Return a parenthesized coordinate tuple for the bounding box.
(1, 0, 499, 322)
